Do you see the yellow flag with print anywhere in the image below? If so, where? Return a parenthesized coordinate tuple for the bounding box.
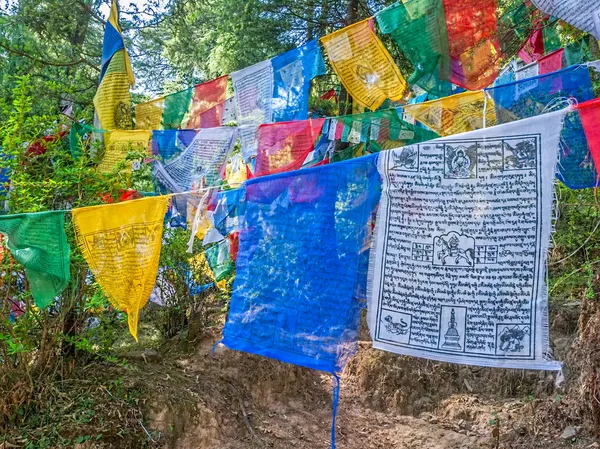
(98, 130, 151, 173)
(321, 18, 406, 110)
(402, 91, 497, 137)
(73, 196, 168, 341)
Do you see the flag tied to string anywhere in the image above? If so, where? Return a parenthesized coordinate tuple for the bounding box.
(402, 91, 498, 137)
(487, 64, 596, 189)
(222, 154, 381, 373)
(321, 18, 407, 110)
(98, 130, 152, 173)
(254, 118, 325, 177)
(231, 39, 326, 160)
(0, 211, 70, 309)
(73, 196, 168, 341)
(94, 0, 134, 130)
(375, 0, 500, 96)
(368, 110, 567, 370)
(135, 76, 229, 130)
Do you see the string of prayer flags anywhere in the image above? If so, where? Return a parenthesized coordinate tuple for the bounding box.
(272, 39, 327, 122)
(530, 0, 600, 39)
(94, 0, 133, 130)
(328, 109, 439, 149)
(538, 48, 564, 75)
(402, 91, 497, 137)
(0, 211, 70, 309)
(487, 64, 596, 189)
(183, 75, 229, 129)
(578, 99, 600, 183)
(254, 118, 326, 177)
(222, 153, 381, 373)
(375, 0, 452, 98)
(73, 196, 168, 341)
(98, 130, 151, 173)
(321, 18, 407, 110)
(367, 110, 568, 370)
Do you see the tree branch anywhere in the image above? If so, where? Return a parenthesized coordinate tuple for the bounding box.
(0, 41, 100, 72)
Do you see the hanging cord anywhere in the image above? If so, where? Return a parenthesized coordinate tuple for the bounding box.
(331, 373, 341, 449)
(482, 91, 488, 129)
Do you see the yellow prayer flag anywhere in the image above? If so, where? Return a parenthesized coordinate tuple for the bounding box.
(94, 50, 133, 130)
(403, 91, 497, 137)
(135, 98, 164, 130)
(320, 19, 407, 110)
(73, 196, 168, 341)
(98, 130, 151, 173)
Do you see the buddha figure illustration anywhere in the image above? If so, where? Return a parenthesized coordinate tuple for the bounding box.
(449, 146, 471, 178)
(442, 308, 461, 350)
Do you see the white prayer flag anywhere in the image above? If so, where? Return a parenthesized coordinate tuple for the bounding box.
(367, 109, 568, 370)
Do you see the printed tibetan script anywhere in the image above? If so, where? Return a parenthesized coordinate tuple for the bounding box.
(368, 110, 567, 370)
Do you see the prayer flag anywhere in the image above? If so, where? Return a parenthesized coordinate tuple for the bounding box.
(222, 154, 381, 373)
(94, 0, 134, 130)
(135, 98, 164, 130)
(73, 197, 168, 341)
(368, 110, 568, 370)
(98, 130, 152, 173)
(578, 98, 600, 183)
(321, 19, 407, 110)
(254, 118, 325, 177)
(402, 91, 497, 137)
(538, 48, 564, 75)
(0, 211, 70, 309)
(272, 39, 327, 122)
(183, 75, 229, 129)
(163, 88, 193, 130)
(487, 65, 596, 189)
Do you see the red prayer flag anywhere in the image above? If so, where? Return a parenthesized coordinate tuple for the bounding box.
(538, 48, 564, 75)
(578, 99, 600, 185)
(254, 118, 326, 177)
(443, 0, 500, 90)
(184, 75, 228, 129)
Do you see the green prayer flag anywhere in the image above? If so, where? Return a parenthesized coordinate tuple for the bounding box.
(0, 211, 70, 308)
(205, 240, 234, 282)
(376, 0, 452, 97)
(163, 88, 193, 129)
(565, 39, 592, 66)
(543, 25, 562, 54)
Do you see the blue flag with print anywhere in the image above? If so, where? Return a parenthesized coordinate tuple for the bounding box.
(222, 154, 381, 373)
(272, 39, 327, 122)
(486, 65, 596, 189)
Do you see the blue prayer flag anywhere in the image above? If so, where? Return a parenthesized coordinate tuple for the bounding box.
(222, 154, 381, 373)
(486, 65, 596, 189)
(272, 39, 327, 122)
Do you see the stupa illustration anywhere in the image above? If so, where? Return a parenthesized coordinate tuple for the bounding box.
(442, 308, 461, 350)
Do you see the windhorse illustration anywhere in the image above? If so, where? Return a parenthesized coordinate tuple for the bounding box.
(392, 146, 418, 170)
(436, 234, 474, 266)
(499, 326, 529, 353)
(383, 315, 409, 335)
